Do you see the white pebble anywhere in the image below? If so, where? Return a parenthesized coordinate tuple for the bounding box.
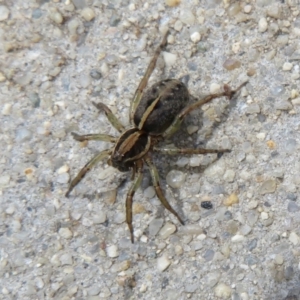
(189, 156, 202, 167)
(159, 222, 177, 239)
(118, 68, 124, 81)
(244, 5, 252, 13)
(68, 18, 80, 35)
(2, 103, 12, 115)
(144, 186, 156, 198)
(174, 20, 183, 31)
(231, 234, 245, 243)
(289, 232, 299, 245)
(92, 212, 107, 224)
(157, 255, 171, 272)
(0, 71, 6, 82)
(210, 83, 221, 94)
(292, 97, 300, 106)
(162, 51, 177, 67)
(59, 228, 73, 239)
(256, 132, 266, 140)
(223, 169, 235, 182)
(60, 253, 73, 265)
(106, 245, 119, 258)
(0, 175, 10, 187)
(261, 212, 269, 220)
(215, 283, 232, 298)
(190, 32, 201, 43)
(50, 11, 63, 24)
(80, 7, 95, 21)
(5, 206, 15, 215)
(166, 170, 186, 188)
(0, 5, 10, 21)
(57, 165, 69, 174)
(128, 3, 135, 10)
(232, 42, 240, 54)
(180, 9, 195, 25)
(282, 62, 293, 71)
(258, 17, 268, 33)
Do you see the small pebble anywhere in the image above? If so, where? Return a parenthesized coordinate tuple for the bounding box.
(166, 170, 186, 188)
(162, 52, 177, 67)
(287, 201, 300, 213)
(5, 206, 15, 215)
(266, 140, 276, 149)
(56, 173, 70, 184)
(210, 83, 221, 94)
(180, 9, 195, 25)
(0, 5, 9, 21)
(282, 62, 293, 71)
(190, 32, 201, 43)
(223, 170, 235, 182)
(2, 103, 12, 116)
(231, 234, 245, 243)
(80, 7, 95, 21)
(159, 222, 176, 239)
(174, 20, 183, 31)
(201, 201, 213, 209)
(157, 255, 171, 272)
(223, 58, 241, 70)
(244, 5, 252, 13)
(89, 69, 102, 79)
(289, 232, 299, 245)
(60, 253, 73, 265)
(59, 228, 73, 239)
(92, 212, 106, 224)
(50, 10, 63, 24)
(165, 0, 180, 7)
(258, 17, 268, 32)
(261, 212, 269, 220)
(144, 186, 156, 198)
(215, 283, 232, 299)
(275, 254, 284, 265)
(223, 193, 239, 206)
(106, 245, 119, 258)
(15, 128, 33, 142)
(259, 179, 276, 195)
(149, 218, 164, 236)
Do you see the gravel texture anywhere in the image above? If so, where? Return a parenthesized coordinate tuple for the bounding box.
(1, 0, 300, 299)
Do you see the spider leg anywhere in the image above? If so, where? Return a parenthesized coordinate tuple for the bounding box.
(65, 149, 111, 197)
(163, 81, 247, 139)
(71, 132, 116, 143)
(92, 101, 125, 133)
(144, 155, 184, 226)
(153, 147, 230, 155)
(129, 31, 169, 124)
(126, 160, 144, 243)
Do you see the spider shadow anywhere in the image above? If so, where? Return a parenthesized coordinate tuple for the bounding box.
(148, 88, 240, 220)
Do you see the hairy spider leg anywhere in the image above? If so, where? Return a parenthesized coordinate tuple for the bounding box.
(125, 160, 144, 243)
(153, 147, 231, 155)
(92, 101, 125, 133)
(65, 149, 111, 197)
(129, 31, 169, 124)
(163, 82, 248, 139)
(145, 155, 184, 226)
(71, 132, 116, 142)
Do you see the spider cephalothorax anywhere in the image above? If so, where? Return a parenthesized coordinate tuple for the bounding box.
(66, 31, 246, 243)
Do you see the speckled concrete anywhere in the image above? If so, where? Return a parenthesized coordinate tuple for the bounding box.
(1, 1, 300, 299)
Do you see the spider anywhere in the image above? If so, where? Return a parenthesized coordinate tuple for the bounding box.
(66, 31, 246, 243)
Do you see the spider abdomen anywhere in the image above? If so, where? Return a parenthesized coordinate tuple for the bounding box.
(134, 79, 189, 134)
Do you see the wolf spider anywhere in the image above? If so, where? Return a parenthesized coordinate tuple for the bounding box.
(66, 31, 246, 243)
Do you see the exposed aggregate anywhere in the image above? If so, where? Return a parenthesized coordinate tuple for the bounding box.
(1, 0, 300, 299)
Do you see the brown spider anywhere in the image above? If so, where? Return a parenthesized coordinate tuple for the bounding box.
(66, 31, 246, 243)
